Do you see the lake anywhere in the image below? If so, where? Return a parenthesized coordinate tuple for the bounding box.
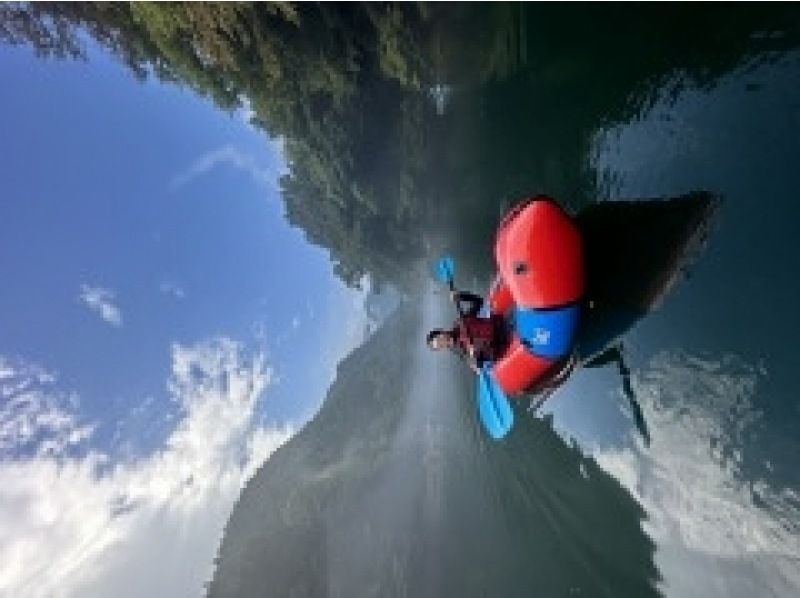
(1, 4, 799, 597)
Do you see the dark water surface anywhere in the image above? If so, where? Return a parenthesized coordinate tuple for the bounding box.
(3, 3, 800, 597)
(208, 5, 800, 597)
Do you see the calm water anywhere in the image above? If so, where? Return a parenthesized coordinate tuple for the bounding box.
(2, 4, 800, 597)
(213, 6, 800, 597)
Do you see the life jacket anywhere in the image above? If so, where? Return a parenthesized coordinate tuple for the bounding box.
(454, 316, 497, 361)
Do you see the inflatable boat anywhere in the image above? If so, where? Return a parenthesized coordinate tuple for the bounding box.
(485, 196, 584, 395)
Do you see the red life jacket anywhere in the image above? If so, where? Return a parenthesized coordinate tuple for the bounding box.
(454, 316, 497, 361)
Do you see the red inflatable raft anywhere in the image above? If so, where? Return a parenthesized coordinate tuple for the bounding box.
(486, 196, 584, 395)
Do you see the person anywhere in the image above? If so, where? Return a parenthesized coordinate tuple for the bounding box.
(426, 289, 507, 374)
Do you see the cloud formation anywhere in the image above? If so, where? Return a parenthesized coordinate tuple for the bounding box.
(0, 358, 93, 458)
(170, 141, 286, 192)
(234, 97, 256, 128)
(159, 281, 186, 300)
(594, 351, 800, 597)
(79, 285, 123, 327)
(0, 339, 293, 598)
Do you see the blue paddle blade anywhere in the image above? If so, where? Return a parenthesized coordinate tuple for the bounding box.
(433, 256, 455, 284)
(476, 367, 514, 440)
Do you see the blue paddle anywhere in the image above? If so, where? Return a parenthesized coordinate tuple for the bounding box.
(433, 256, 514, 440)
(434, 256, 456, 288)
(477, 364, 515, 440)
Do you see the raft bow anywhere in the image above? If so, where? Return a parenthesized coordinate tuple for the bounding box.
(486, 196, 584, 395)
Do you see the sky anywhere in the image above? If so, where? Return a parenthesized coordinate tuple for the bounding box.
(4, 21, 799, 598)
(0, 41, 377, 597)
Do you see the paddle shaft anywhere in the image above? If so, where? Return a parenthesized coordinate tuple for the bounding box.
(436, 256, 514, 439)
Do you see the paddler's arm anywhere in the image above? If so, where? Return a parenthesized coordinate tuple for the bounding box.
(449, 339, 481, 374)
(466, 350, 481, 374)
(462, 344, 482, 374)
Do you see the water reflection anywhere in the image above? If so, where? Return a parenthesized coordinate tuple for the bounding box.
(581, 343, 651, 447)
(596, 351, 800, 597)
(1, 3, 800, 597)
(209, 289, 662, 597)
(428, 83, 453, 116)
(577, 43, 800, 598)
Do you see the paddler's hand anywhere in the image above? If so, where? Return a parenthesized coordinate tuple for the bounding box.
(466, 352, 480, 375)
(449, 289, 457, 303)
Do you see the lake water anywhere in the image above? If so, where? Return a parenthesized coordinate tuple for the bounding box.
(210, 6, 800, 597)
(2, 4, 800, 597)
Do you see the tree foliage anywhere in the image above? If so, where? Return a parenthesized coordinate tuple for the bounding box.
(4, 2, 799, 289)
(1, 1, 436, 288)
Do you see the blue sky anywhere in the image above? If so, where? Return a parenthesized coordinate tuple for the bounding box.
(0, 41, 371, 452)
(0, 38, 380, 597)
(5, 26, 797, 598)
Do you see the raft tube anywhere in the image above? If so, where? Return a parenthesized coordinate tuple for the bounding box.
(487, 196, 584, 395)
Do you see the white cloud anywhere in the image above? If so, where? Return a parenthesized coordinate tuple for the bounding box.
(159, 281, 186, 300)
(0, 358, 92, 458)
(234, 97, 256, 128)
(593, 351, 800, 597)
(170, 141, 287, 192)
(79, 285, 123, 328)
(0, 340, 293, 598)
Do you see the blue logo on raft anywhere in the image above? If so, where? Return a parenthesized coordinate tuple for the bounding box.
(513, 305, 580, 359)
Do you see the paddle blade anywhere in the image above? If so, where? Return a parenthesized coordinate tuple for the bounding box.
(476, 367, 514, 440)
(433, 256, 455, 285)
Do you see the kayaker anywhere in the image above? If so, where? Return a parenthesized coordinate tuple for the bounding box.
(426, 289, 507, 373)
